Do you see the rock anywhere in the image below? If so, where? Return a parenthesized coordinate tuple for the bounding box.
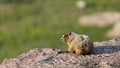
(78, 12, 120, 27)
(76, 0, 86, 9)
(78, 12, 120, 38)
(0, 38, 120, 68)
(106, 22, 120, 38)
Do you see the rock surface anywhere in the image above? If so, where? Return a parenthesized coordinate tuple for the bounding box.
(78, 12, 120, 38)
(0, 38, 120, 68)
(76, 0, 86, 9)
(78, 12, 120, 27)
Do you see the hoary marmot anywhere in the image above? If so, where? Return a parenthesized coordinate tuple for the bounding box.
(61, 32, 93, 55)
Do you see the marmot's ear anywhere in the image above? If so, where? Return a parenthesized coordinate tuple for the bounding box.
(68, 32, 72, 35)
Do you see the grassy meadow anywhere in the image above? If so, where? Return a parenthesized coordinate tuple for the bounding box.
(0, 0, 120, 63)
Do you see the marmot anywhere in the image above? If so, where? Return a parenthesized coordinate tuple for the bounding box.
(61, 32, 93, 55)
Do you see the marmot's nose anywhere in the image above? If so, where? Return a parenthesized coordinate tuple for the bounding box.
(61, 37, 63, 40)
(61, 35, 65, 41)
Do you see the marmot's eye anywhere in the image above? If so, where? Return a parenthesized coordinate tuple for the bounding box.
(81, 36, 84, 41)
(64, 34, 68, 37)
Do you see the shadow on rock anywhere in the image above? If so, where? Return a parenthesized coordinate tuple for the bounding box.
(91, 45, 120, 54)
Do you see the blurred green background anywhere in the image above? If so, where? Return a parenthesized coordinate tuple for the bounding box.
(0, 0, 119, 63)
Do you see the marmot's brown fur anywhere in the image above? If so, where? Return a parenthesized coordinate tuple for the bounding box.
(61, 32, 93, 55)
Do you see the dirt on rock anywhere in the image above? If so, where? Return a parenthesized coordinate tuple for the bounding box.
(0, 38, 120, 68)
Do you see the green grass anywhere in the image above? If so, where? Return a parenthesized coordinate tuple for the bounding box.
(0, 0, 120, 63)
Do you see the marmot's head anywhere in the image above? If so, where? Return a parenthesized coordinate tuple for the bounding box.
(61, 32, 75, 43)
